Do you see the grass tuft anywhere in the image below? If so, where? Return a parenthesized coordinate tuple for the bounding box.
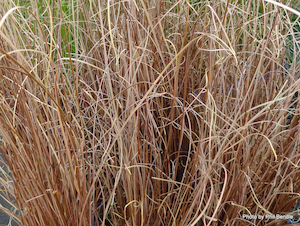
(0, 0, 300, 225)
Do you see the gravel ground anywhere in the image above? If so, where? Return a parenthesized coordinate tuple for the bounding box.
(0, 153, 20, 226)
(290, 199, 300, 224)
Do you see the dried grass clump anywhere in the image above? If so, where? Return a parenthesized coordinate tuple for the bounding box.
(0, 0, 300, 225)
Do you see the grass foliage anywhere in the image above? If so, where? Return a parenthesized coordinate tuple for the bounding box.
(0, 0, 300, 225)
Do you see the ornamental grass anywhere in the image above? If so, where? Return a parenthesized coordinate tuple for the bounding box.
(0, 0, 300, 225)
